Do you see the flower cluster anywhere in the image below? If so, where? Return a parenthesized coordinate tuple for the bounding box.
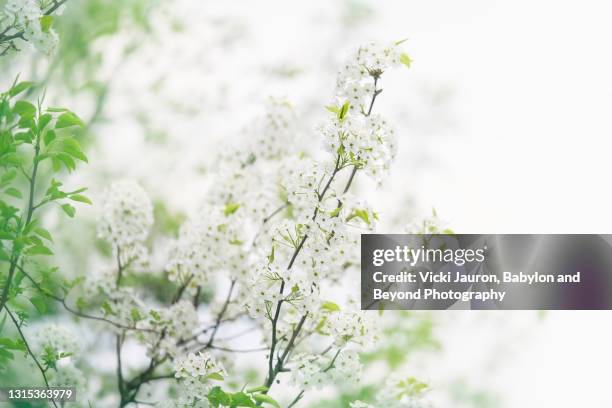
(336, 41, 408, 112)
(97, 180, 153, 265)
(290, 349, 362, 390)
(165, 204, 249, 290)
(173, 352, 226, 404)
(77, 39, 415, 407)
(34, 323, 80, 360)
(1, 0, 63, 55)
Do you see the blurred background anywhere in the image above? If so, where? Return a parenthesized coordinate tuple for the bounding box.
(2, 0, 612, 406)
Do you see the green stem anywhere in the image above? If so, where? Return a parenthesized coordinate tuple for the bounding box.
(5, 306, 58, 408)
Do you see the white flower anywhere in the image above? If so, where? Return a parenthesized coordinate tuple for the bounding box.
(3, 0, 62, 55)
(320, 113, 397, 184)
(289, 353, 328, 390)
(329, 349, 363, 387)
(166, 204, 249, 289)
(326, 310, 377, 347)
(50, 364, 87, 392)
(98, 180, 153, 257)
(280, 157, 328, 222)
(34, 324, 80, 360)
(144, 300, 199, 356)
(174, 351, 225, 379)
(4, 0, 41, 26)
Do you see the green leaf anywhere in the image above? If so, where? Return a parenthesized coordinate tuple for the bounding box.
(69, 194, 92, 204)
(62, 138, 88, 162)
(29, 296, 47, 313)
(230, 392, 256, 407)
(325, 105, 340, 114)
(338, 101, 350, 121)
(55, 112, 84, 129)
(57, 153, 76, 171)
(61, 203, 76, 218)
(34, 227, 53, 242)
(252, 394, 280, 408)
(1, 169, 17, 184)
(39, 113, 53, 130)
(321, 301, 341, 312)
(205, 371, 225, 381)
(4, 187, 22, 198)
(43, 129, 56, 145)
(130, 308, 143, 322)
(224, 202, 240, 216)
(8, 81, 34, 97)
(400, 53, 412, 68)
(101, 300, 114, 316)
(245, 386, 268, 394)
(149, 309, 161, 321)
(28, 245, 53, 256)
(208, 386, 231, 407)
(0, 338, 26, 351)
(13, 101, 36, 118)
(40, 15, 53, 33)
(47, 107, 68, 113)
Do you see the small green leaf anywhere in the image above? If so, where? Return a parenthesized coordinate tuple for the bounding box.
(28, 245, 53, 256)
(55, 111, 84, 129)
(43, 129, 56, 145)
(252, 394, 280, 408)
(4, 187, 22, 198)
(101, 300, 114, 316)
(338, 101, 350, 121)
(62, 138, 88, 162)
(230, 392, 256, 407)
(30, 296, 47, 313)
(8, 81, 34, 97)
(325, 105, 340, 114)
(205, 372, 224, 381)
(39, 113, 53, 130)
(34, 227, 53, 242)
(69, 194, 92, 204)
(13, 101, 36, 118)
(40, 15, 53, 33)
(130, 308, 142, 322)
(61, 203, 76, 217)
(47, 107, 68, 113)
(224, 202, 240, 216)
(321, 301, 341, 312)
(207, 386, 231, 407)
(246, 386, 268, 394)
(400, 53, 412, 68)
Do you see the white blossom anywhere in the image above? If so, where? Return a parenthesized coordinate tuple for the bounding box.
(34, 324, 80, 360)
(98, 180, 154, 258)
(174, 351, 225, 379)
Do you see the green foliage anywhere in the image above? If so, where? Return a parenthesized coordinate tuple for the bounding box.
(0, 78, 88, 375)
(206, 386, 280, 408)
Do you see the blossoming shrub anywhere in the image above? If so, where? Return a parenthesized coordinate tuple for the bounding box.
(0, 41, 434, 408)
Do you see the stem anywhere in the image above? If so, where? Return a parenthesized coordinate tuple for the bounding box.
(287, 390, 305, 408)
(5, 306, 58, 408)
(0, 126, 42, 314)
(323, 348, 342, 372)
(116, 334, 126, 407)
(205, 279, 236, 348)
(259, 79, 383, 404)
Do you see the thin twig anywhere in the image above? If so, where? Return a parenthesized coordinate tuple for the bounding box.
(5, 306, 59, 408)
